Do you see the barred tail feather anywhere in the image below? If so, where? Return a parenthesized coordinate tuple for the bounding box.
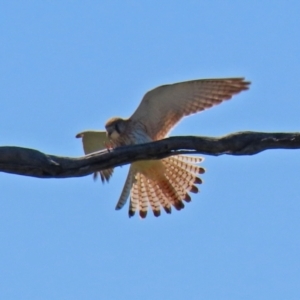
(157, 176, 184, 211)
(138, 174, 149, 218)
(115, 166, 134, 210)
(151, 180, 172, 214)
(174, 155, 204, 164)
(129, 176, 139, 217)
(145, 178, 161, 217)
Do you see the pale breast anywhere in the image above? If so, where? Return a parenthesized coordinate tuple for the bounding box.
(130, 128, 152, 144)
(112, 122, 153, 147)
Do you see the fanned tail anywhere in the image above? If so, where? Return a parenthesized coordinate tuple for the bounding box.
(117, 155, 204, 218)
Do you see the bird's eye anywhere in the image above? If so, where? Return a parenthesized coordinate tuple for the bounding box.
(115, 123, 121, 134)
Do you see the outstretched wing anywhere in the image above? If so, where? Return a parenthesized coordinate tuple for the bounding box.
(76, 130, 108, 154)
(76, 130, 113, 182)
(129, 78, 250, 140)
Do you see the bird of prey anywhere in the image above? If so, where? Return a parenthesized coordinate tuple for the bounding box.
(76, 77, 250, 218)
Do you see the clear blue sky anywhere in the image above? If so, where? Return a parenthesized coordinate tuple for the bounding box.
(1, 1, 300, 299)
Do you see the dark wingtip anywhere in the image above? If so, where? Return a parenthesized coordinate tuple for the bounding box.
(93, 172, 98, 181)
(75, 133, 83, 138)
(240, 78, 251, 91)
(92, 171, 110, 183)
(100, 173, 108, 183)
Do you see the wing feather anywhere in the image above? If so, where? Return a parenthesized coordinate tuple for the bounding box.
(76, 130, 113, 182)
(129, 78, 250, 140)
(76, 130, 109, 153)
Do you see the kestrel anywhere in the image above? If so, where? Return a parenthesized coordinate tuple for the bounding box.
(76, 78, 250, 218)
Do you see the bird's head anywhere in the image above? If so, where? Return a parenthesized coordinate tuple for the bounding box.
(105, 117, 127, 141)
